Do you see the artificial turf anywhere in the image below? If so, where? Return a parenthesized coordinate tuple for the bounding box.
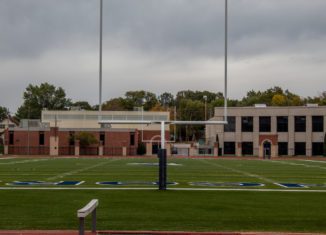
(0, 157, 326, 232)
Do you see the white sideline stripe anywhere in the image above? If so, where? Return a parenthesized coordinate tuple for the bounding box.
(1, 187, 326, 192)
(299, 160, 326, 164)
(0, 157, 17, 160)
(0, 158, 51, 165)
(199, 159, 277, 184)
(268, 160, 326, 170)
(46, 159, 118, 181)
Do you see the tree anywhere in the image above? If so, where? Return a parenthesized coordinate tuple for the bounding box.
(158, 92, 175, 107)
(124, 90, 158, 111)
(271, 94, 287, 106)
(0, 106, 9, 121)
(177, 99, 205, 141)
(74, 132, 98, 147)
(102, 98, 128, 111)
(16, 83, 71, 119)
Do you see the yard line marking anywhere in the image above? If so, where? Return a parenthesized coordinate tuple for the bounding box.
(46, 159, 119, 181)
(268, 160, 326, 170)
(0, 158, 51, 165)
(0, 157, 17, 160)
(1, 187, 326, 192)
(299, 160, 326, 164)
(198, 159, 277, 184)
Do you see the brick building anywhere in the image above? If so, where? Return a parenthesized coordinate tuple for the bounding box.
(4, 110, 170, 156)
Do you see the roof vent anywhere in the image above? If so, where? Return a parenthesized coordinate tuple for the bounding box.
(254, 104, 267, 108)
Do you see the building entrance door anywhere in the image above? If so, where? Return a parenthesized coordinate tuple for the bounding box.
(263, 141, 271, 159)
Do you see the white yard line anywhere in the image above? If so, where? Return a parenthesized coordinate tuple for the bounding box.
(46, 159, 118, 181)
(0, 157, 17, 160)
(199, 159, 277, 184)
(0, 158, 51, 165)
(0, 187, 326, 192)
(269, 160, 326, 170)
(299, 160, 326, 164)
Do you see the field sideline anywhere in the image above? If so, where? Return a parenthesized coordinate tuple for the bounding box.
(0, 156, 326, 232)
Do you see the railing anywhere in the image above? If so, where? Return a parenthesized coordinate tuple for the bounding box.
(77, 199, 99, 235)
(80, 147, 99, 156)
(103, 147, 123, 156)
(127, 146, 137, 156)
(8, 146, 50, 155)
(59, 146, 75, 155)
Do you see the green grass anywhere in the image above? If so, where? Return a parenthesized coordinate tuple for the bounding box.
(0, 157, 326, 232)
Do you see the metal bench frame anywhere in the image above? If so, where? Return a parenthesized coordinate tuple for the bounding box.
(77, 199, 99, 235)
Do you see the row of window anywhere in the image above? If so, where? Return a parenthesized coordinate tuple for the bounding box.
(223, 141, 325, 156)
(224, 116, 324, 133)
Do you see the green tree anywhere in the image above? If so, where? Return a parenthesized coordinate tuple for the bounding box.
(271, 94, 287, 106)
(16, 83, 71, 119)
(158, 92, 175, 107)
(74, 132, 98, 147)
(0, 106, 9, 121)
(124, 90, 158, 111)
(177, 99, 205, 141)
(102, 98, 128, 111)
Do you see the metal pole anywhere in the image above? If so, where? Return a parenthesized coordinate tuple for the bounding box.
(92, 208, 97, 233)
(158, 121, 167, 190)
(99, 0, 103, 113)
(161, 121, 165, 149)
(174, 106, 176, 142)
(224, 0, 228, 122)
(27, 106, 30, 155)
(141, 105, 144, 142)
(79, 217, 85, 235)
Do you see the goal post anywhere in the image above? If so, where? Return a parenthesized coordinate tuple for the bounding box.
(97, 0, 229, 190)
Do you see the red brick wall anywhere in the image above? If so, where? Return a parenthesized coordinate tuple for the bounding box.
(259, 134, 278, 145)
(8, 130, 50, 147)
(6, 128, 169, 155)
(141, 130, 170, 143)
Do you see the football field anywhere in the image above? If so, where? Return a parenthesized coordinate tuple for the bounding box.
(0, 156, 326, 232)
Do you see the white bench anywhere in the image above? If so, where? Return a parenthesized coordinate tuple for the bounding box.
(77, 199, 99, 235)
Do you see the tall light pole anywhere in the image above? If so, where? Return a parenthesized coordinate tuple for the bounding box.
(203, 95, 207, 120)
(99, 0, 103, 114)
(224, 0, 228, 122)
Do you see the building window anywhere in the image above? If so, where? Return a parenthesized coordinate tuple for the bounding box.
(312, 116, 324, 132)
(259, 116, 271, 132)
(130, 132, 135, 146)
(9, 131, 14, 145)
(39, 132, 45, 146)
(224, 116, 236, 132)
(224, 142, 235, 155)
(100, 132, 105, 145)
(69, 132, 75, 146)
(277, 116, 288, 132)
(241, 117, 253, 132)
(295, 116, 306, 132)
(278, 142, 288, 156)
(0, 124, 5, 129)
(312, 142, 324, 156)
(294, 142, 306, 155)
(242, 142, 253, 155)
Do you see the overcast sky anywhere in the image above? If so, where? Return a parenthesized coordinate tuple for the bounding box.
(1, 0, 326, 112)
